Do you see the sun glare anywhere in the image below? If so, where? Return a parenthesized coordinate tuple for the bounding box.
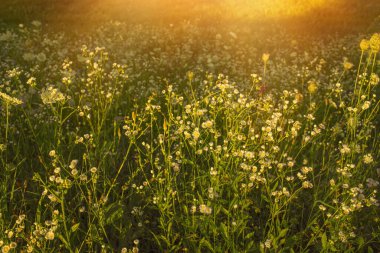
(224, 0, 335, 19)
(59, 0, 335, 24)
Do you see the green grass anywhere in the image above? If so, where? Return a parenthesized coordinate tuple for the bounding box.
(0, 20, 379, 252)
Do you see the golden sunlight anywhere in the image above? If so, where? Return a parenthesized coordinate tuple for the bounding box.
(223, 0, 337, 19)
(58, 0, 336, 23)
(1, 0, 380, 251)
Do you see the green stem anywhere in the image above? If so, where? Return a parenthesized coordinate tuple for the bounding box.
(263, 63, 267, 78)
(60, 197, 74, 253)
(5, 102, 9, 144)
(354, 50, 364, 90)
(105, 141, 133, 199)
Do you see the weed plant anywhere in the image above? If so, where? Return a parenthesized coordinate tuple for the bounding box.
(0, 22, 379, 252)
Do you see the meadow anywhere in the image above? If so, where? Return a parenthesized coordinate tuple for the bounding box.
(0, 18, 379, 252)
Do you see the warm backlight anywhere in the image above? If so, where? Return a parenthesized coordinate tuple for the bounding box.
(57, 0, 335, 23)
(224, 0, 335, 19)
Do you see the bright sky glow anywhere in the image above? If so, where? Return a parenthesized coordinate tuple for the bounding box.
(60, 0, 335, 23)
(225, 0, 334, 18)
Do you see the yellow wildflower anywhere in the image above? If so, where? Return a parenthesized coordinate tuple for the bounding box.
(262, 53, 270, 63)
(360, 39, 369, 51)
(369, 33, 380, 53)
(45, 230, 55, 240)
(192, 128, 200, 141)
(1, 245, 10, 253)
(343, 61, 354, 70)
(40, 86, 65, 104)
(0, 92, 22, 105)
(199, 204, 212, 215)
(307, 81, 318, 94)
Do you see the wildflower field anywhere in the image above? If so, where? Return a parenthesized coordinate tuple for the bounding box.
(0, 4, 380, 252)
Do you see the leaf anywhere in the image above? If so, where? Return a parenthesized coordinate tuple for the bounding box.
(272, 236, 278, 248)
(182, 205, 188, 214)
(57, 233, 71, 250)
(90, 224, 100, 240)
(357, 236, 364, 247)
(261, 194, 269, 203)
(321, 232, 327, 249)
(271, 181, 279, 192)
(32, 172, 42, 181)
(71, 223, 80, 232)
(285, 235, 297, 249)
(151, 233, 164, 250)
(220, 207, 229, 216)
(220, 222, 228, 240)
(182, 158, 195, 166)
(278, 228, 288, 238)
(104, 202, 124, 225)
(117, 127, 121, 139)
(167, 222, 173, 235)
(245, 231, 255, 239)
(243, 240, 254, 251)
(199, 238, 214, 252)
